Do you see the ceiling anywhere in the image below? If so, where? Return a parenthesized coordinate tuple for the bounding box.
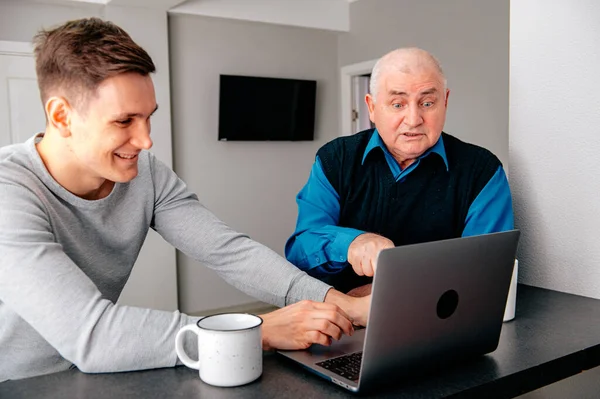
(36, 0, 357, 31)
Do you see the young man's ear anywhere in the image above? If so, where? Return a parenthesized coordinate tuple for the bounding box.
(45, 97, 72, 138)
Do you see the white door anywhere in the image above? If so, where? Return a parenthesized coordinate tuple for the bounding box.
(351, 75, 373, 134)
(0, 42, 178, 311)
(340, 59, 378, 137)
(0, 49, 46, 145)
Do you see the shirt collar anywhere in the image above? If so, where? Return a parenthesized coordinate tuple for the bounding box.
(361, 129, 449, 171)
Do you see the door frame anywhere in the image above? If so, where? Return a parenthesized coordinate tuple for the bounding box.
(339, 58, 378, 137)
(0, 41, 34, 57)
(0, 41, 37, 145)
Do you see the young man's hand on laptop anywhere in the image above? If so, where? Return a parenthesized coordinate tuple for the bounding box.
(260, 300, 355, 351)
(324, 288, 370, 327)
(348, 295, 370, 327)
(348, 233, 394, 277)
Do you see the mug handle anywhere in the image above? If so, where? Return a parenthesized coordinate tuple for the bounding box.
(175, 324, 201, 370)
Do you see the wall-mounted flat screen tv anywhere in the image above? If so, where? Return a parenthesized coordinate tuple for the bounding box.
(218, 74, 316, 141)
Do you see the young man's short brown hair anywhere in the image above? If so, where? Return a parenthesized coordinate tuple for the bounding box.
(33, 17, 156, 111)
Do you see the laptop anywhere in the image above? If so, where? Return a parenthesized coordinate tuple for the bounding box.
(278, 230, 520, 392)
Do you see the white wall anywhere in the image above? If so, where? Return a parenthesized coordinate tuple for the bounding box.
(169, 14, 340, 314)
(510, 0, 600, 298)
(339, 0, 510, 166)
(0, 0, 178, 310)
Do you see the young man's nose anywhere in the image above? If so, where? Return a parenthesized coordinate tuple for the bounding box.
(131, 124, 153, 150)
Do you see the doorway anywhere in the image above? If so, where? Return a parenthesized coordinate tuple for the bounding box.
(0, 41, 45, 146)
(339, 58, 378, 137)
(352, 74, 374, 133)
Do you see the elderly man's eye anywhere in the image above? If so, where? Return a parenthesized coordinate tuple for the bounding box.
(422, 102, 434, 108)
(392, 103, 403, 109)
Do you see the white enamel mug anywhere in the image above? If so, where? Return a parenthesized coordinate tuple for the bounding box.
(503, 259, 519, 322)
(175, 313, 263, 387)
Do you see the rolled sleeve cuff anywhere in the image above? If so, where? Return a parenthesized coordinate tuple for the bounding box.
(285, 273, 332, 305)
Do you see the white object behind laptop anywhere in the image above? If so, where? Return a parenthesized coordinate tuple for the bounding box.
(503, 259, 519, 322)
(278, 230, 521, 393)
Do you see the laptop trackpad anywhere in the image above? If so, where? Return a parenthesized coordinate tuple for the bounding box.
(310, 328, 365, 356)
(280, 328, 366, 364)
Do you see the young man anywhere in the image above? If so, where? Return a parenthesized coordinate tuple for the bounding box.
(0, 18, 368, 382)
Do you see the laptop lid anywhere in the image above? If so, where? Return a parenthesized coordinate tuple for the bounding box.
(359, 229, 520, 390)
(279, 230, 521, 393)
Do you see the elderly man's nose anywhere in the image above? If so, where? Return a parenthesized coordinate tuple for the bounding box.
(405, 106, 423, 127)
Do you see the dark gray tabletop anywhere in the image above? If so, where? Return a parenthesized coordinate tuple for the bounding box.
(2, 285, 600, 399)
(516, 365, 600, 399)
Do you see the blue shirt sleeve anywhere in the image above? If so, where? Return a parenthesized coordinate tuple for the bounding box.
(462, 166, 514, 236)
(285, 156, 364, 277)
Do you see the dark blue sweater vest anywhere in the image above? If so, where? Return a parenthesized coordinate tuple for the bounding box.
(316, 129, 501, 292)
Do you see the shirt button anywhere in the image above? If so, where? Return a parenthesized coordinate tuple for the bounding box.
(316, 257, 320, 262)
(340, 256, 344, 261)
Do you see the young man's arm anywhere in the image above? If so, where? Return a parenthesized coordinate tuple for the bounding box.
(0, 185, 199, 377)
(148, 154, 370, 343)
(150, 153, 334, 307)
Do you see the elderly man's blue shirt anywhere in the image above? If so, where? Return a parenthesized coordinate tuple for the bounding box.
(285, 130, 514, 277)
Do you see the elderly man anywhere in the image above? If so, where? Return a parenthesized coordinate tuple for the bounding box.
(286, 48, 514, 294)
(0, 18, 368, 382)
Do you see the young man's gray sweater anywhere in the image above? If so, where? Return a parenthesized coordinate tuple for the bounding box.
(0, 135, 330, 382)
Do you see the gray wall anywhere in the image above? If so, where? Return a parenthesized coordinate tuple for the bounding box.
(339, 0, 510, 166)
(2, 0, 514, 315)
(0, 1, 103, 41)
(0, 0, 179, 311)
(510, 0, 600, 298)
(103, 4, 178, 310)
(168, 14, 340, 313)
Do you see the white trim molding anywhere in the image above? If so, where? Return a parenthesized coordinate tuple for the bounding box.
(339, 58, 378, 137)
(0, 41, 34, 56)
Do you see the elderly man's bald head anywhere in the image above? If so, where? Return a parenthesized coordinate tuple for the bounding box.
(369, 48, 446, 101)
(364, 47, 450, 168)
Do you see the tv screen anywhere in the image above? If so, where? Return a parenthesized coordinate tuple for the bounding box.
(218, 75, 316, 141)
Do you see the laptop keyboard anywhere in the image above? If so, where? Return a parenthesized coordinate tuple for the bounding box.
(316, 351, 362, 382)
